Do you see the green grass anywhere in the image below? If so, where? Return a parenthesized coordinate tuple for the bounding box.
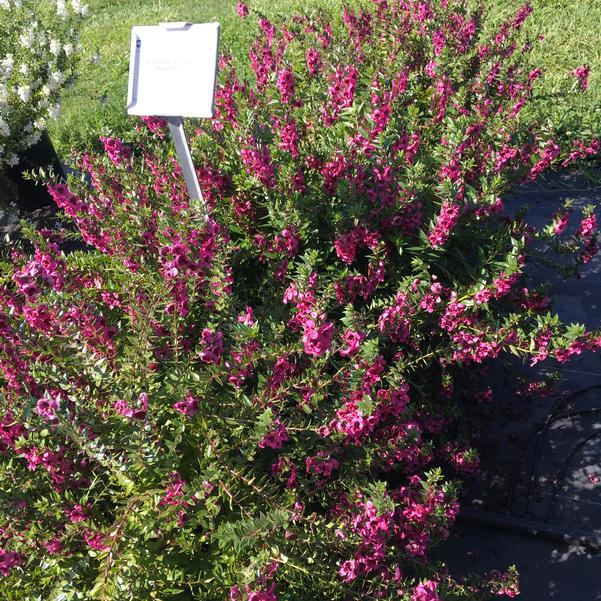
(477, 0, 601, 143)
(48, 0, 337, 156)
(48, 0, 601, 158)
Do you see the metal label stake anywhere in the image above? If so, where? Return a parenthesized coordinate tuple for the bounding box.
(166, 116, 206, 213)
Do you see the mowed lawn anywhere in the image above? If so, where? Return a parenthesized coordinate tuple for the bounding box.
(48, 0, 601, 157)
(49, 0, 338, 154)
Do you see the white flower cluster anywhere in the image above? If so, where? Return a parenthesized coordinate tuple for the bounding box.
(56, 0, 88, 18)
(0, 0, 86, 167)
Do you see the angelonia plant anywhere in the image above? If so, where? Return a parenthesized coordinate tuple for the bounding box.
(0, 0, 598, 599)
(0, 0, 87, 167)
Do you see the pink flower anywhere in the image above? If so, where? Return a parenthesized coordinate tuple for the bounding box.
(493, 272, 519, 298)
(203, 480, 215, 494)
(577, 214, 596, 238)
(553, 211, 570, 235)
(321, 153, 348, 192)
(0, 549, 24, 576)
(258, 18, 276, 45)
(378, 292, 411, 343)
(529, 139, 560, 179)
(99, 136, 131, 166)
(449, 448, 481, 474)
(199, 329, 224, 364)
(83, 528, 109, 551)
(238, 306, 255, 326)
(135, 392, 149, 419)
(306, 452, 340, 478)
(12, 248, 66, 299)
(278, 120, 300, 157)
(425, 59, 437, 78)
(236, 2, 249, 18)
(323, 65, 359, 124)
(489, 569, 520, 597)
(562, 138, 600, 167)
(173, 393, 200, 417)
(43, 538, 63, 555)
(241, 139, 275, 186)
(473, 288, 493, 305)
(556, 340, 585, 363)
(274, 227, 300, 257)
(114, 392, 147, 420)
(114, 399, 134, 418)
(258, 419, 289, 449)
(334, 230, 359, 264)
(573, 65, 590, 91)
(36, 394, 60, 421)
(67, 504, 87, 523)
(494, 144, 519, 173)
(415, 1, 432, 23)
(369, 105, 391, 134)
(141, 116, 167, 137)
(339, 559, 359, 582)
(302, 320, 335, 356)
(513, 3, 533, 29)
(247, 584, 277, 601)
(159, 472, 188, 507)
(271, 456, 297, 488)
(306, 47, 321, 75)
(439, 295, 467, 332)
(277, 66, 295, 104)
(420, 281, 445, 312)
(339, 329, 365, 357)
(433, 30, 446, 56)
(412, 580, 440, 601)
(23, 305, 56, 336)
(428, 202, 460, 247)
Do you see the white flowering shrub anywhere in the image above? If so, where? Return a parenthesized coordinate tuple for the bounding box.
(0, 0, 86, 167)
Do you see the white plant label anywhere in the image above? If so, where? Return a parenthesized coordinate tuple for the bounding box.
(126, 22, 220, 118)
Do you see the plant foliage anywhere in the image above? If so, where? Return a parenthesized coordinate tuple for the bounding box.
(0, 1, 598, 599)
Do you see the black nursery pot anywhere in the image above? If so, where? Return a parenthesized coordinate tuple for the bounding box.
(5, 131, 65, 211)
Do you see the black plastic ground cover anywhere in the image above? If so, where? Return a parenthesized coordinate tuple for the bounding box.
(462, 384, 601, 553)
